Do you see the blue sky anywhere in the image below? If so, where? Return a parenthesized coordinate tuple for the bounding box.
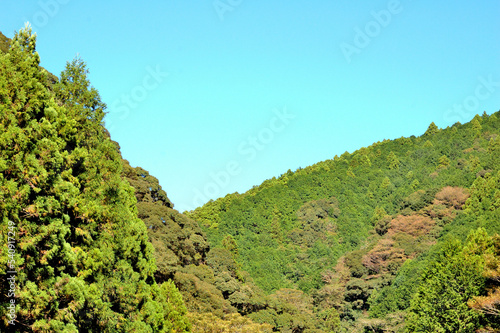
(1, 1, 499, 212)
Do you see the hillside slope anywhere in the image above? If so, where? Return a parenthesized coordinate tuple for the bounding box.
(188, 112, 500, 331)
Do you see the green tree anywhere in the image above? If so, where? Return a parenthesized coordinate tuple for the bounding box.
(471, 115, 482, 133)
(486, 135, 500, 170)
(438, 155, 450, 168)
(381, 177, 392, 189)
(387, 151, 400, 170)
(0, 25, 190, 332)
(424, 122, 439, 136)
(222, 235, 239, 259)
(406, 236, 485, 333)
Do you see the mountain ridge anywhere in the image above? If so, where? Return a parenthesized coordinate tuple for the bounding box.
(187, 111, 500, 331)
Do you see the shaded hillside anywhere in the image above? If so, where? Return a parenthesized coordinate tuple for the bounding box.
(0, 31, 10, 53)
(121, 159, 210, 281)
(121, 159, 314, 332)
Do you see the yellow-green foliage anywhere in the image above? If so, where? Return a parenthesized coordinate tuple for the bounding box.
(0, 26, 190, 332)
(189, 312, 273, 333)
(0, 31, 9, 53)
(191, 110, 500, 331)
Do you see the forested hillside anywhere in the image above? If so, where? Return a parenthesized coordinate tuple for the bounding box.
(1, 25, 499, 332)
(120, 158, 273, 332)
(188, 112, 500, 331)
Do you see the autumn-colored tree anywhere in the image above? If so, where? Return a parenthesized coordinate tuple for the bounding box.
(188, 312, 272, 333)
(434, 186, 469, 209)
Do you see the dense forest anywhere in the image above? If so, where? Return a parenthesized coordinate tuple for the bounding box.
(1, 26, 499, 332)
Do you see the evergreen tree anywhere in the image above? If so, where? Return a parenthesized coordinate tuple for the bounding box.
(471, 115, 482, 133)
(0, 25, 190, 332)
(387, 151, 400, 169)
(406, 236, 486, 333)
(424, 122, 439, 136)
(438, 155, 450, 168)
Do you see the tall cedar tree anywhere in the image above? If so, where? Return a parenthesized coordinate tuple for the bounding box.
(0, 25, 190, 332)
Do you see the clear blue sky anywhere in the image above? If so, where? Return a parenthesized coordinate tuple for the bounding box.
(2, 1, 499, 212)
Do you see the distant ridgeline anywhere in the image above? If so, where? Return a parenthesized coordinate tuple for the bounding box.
(1, 26, 500, 332)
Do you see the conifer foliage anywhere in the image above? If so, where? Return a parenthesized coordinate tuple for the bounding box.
(0, 25, 189, 332)
(0, 32, 9, 54)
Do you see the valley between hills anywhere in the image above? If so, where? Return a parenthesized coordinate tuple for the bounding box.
(1, 27, 499, 332)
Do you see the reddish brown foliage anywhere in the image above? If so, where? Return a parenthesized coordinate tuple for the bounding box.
(469, 289, 500, 316)
(434, 186, 469, 209)
(316, 258, 351, 309)
(361, 214, 437, 275)
(323, 257, 350, 285)
(362, 238, 406, 274)
(389, 215, 435, 238)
